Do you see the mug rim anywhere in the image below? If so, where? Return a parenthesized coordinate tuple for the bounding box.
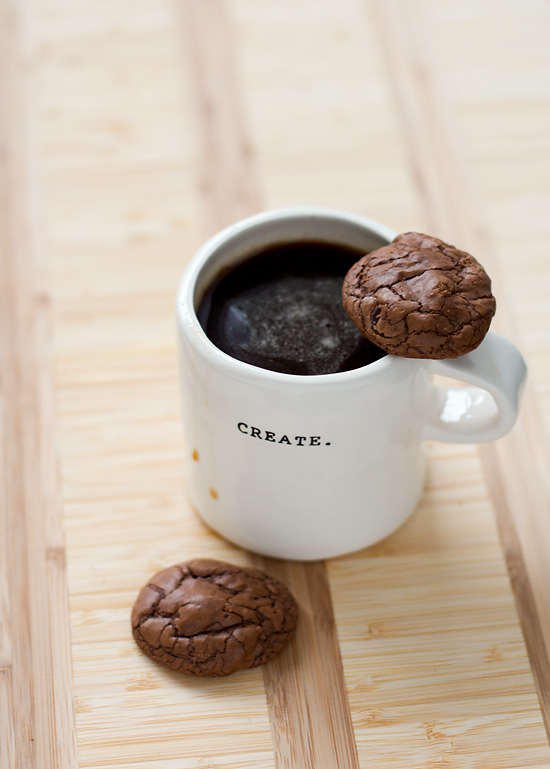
(175, 206, 405, 384)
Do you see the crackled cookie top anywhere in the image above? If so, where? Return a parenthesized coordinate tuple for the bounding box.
(342, 232, 496, 359)
(131, 559, 298, 676)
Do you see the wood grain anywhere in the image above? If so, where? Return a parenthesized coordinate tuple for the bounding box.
(5, 0, 546, 764)
(178, 2, 360, 766)
(0, 0, 78, 767)
(179, 0, 262, 233)
(259, 559, 360, 769)
(371, 0, 550, 736)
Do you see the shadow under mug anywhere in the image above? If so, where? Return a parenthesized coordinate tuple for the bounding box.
(176, 207, 527, 561)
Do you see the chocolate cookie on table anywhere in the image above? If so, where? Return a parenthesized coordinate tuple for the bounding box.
(342, 232, 496, 359)
(131, 558, 298, 677)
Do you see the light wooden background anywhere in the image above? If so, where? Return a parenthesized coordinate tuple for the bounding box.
(2, 0, 550, 767)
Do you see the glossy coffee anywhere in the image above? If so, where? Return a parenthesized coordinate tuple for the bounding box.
(197, 240, 386, 376)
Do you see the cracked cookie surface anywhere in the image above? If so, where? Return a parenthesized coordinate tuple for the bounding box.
(342, 232, 496, 359)
(131, 558, 298, 676)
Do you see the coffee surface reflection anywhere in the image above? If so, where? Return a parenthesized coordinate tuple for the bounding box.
(197, 241, 386, 375)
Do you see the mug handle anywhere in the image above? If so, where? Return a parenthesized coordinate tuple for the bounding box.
(420, 331, 527, 443)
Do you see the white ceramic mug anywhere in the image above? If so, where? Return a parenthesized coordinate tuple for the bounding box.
(176, 208, 527, 560)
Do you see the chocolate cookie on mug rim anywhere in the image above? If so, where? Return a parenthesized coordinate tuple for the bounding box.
(342, 232, 496, 359)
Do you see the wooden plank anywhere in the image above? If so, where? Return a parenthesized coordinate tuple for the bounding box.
(179, 0, 262, 233)
(370, 0, 550, 737)
(259, 559, 360, 769)
(177, 2, 360, 766)
(0, 0, 78, 767)
(26, 0, 550, 764)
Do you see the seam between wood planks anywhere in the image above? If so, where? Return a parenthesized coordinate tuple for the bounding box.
(370, 0, 550, 739)
(176, 2, 361, 767)
(0, 0, 79, 767)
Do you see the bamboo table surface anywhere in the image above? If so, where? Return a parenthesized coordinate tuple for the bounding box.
(2, 1, 550, 767)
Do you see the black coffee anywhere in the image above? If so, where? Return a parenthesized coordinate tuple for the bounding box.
(197, 240, 386, 376)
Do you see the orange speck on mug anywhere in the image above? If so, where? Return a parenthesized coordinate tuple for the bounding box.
(210, 488, 219, 500)
(192, 449, 199, 462)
